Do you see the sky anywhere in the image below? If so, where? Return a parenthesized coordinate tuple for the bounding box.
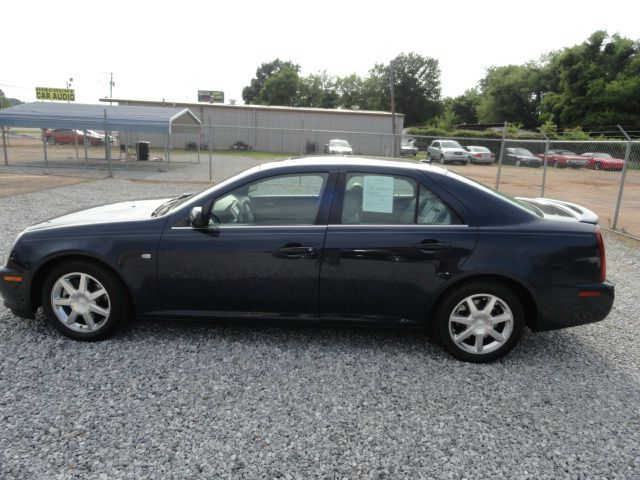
(1, 0, 638, 106)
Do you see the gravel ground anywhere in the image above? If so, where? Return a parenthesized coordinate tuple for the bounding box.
(1, 179, 639, 480)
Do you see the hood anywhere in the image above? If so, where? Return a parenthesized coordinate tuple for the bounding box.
(516, 197, 599, 224)
(516, 154, 540, 160)
(26, 198, 170, 231)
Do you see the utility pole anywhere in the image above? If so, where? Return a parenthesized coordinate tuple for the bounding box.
(109, 73, 115, 104)
(389, 60, 397, 157)
(65, 77, 73, 103)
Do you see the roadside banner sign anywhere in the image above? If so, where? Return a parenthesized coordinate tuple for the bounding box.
(198, 90, 224, 103)
(35, 87, 75, 102)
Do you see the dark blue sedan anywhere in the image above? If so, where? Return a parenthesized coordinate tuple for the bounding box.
(0, 158, 614, 362)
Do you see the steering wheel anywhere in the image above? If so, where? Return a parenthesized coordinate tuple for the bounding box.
(238, 197, 256, 224)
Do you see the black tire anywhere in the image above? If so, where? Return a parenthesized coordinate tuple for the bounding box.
(515, 159, 522, 167)
(432, 281, 525, 363)
(552, 160, 559, 168)
(46, 136, 56, 145)
(41, 260, 131, 340)
(439, 155, 445, 164)
(594, 162, 602, 171)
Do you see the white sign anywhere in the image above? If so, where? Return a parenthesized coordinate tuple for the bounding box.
(362, 175, 394, 213)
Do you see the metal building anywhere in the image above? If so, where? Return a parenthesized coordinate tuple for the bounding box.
(101, 98, 404, 156)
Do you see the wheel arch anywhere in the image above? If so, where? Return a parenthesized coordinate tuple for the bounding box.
(30, 254, 135, 315)
(426, 274, 538, 330)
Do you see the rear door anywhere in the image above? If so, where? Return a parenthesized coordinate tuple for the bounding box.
(319, 169, 478, 324)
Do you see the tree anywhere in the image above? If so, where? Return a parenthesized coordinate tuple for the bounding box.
(0, 89, 14, 109)
(476, 64, 543, 128)
(355, 53, 442, 125)
(335, 74, 364, 109)
(242, 59, 300, 104)
(391, 52, 442, 125)
(539, 31, 640, 129)
(258, 67, 300, 106)
(297, 71, 339, 108)
(449, 88, 481, 125)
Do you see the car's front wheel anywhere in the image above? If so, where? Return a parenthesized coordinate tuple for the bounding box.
(515, 159, 522, 167)
(41, 260, 130, 340)
(439, 155, 445, 164)
(46, 137, 56, 145)
(433, 281, 524, 362)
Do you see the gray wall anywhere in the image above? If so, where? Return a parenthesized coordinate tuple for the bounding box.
(117, 102, 404, 156)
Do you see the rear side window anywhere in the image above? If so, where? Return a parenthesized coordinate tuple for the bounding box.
(341, 173, 461, 225)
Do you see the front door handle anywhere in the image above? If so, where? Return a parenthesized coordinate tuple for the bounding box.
(414, 241, 451, 252)
(277, 245, 317, 258)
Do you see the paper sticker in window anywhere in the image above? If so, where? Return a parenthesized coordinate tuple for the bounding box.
(362, 175, 394, 213)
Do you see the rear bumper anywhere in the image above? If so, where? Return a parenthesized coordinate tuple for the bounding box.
(0, 266, 34, 319)
(532, 281, 614, 331)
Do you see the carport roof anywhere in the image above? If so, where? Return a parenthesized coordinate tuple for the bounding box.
(0, 102, 201, 134)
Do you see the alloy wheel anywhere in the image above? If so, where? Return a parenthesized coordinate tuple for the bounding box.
(50, 272, 111, 333)
(448, 293, 514, 355)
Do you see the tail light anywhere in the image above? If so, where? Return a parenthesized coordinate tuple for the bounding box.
(595, 226, 606, 282)
(490, 153, 496, 159)
(473, 153, 482, 158)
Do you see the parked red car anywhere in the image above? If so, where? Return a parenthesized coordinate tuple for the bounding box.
(44, 129, 104, 146)
(580, 153, 625, 171)
(535, 149, 588, 169)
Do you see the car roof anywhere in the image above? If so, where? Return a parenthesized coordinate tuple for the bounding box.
(258, 156, 451, 176)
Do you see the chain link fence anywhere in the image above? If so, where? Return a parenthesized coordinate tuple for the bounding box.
(1, 122, 639, 240)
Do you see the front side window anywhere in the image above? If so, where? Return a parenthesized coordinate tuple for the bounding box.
(341, 173, 461, 225)
(212, 173, 328, 225)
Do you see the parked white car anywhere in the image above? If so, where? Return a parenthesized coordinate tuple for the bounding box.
(425, 140, 470, 165)
(324, 139, 353, 155)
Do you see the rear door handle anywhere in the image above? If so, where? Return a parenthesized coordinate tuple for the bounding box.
(277, 245, 317, 257)
(414, 241, 451, 252)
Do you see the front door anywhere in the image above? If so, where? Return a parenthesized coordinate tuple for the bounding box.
(157, 172, 334, 320)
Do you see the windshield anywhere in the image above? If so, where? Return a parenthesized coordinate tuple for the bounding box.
(558, 150, 577, 156)
(441, 141, 463, 149)
(469, 146, 489, 153)
(330, 140, 349, 147)
(592, 153, 612, 159)
(514, 148, 533, 156)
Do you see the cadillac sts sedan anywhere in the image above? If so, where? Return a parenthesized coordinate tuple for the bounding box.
(0, 158, 614, 362)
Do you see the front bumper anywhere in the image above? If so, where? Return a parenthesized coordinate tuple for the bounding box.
(0, 266, 34, 319)
(532, 281, 614, 331)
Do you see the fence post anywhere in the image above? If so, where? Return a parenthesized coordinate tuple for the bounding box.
(104, 109, 112, 177)
(540, 131, 549, 197)
(495, 121, 507, 189)
(299, 120, 305, 155)
(209, 125, 213, 183)
(1, 126, 7, 165)
(74, 129, 79, 161)
(41, 128, 48, 167)
(197, 129, 201, 164)
(612, 126, 632, 231)
(83, 129, 88, 167)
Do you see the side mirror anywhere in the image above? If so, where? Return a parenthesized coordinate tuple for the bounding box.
(189, 206, 208, 228)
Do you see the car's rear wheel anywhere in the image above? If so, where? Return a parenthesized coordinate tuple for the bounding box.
(41, 260, 130, 340)
(433, 281, 524, 362)
(595, 162, 602, 170)
(46, 137, 56, 145)
(515, 159, 522, 167)
(552, 160, 559, 168)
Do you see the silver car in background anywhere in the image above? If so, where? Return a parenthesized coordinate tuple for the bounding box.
(467, 146, 495, 164)
(425, 140, 470, 165)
